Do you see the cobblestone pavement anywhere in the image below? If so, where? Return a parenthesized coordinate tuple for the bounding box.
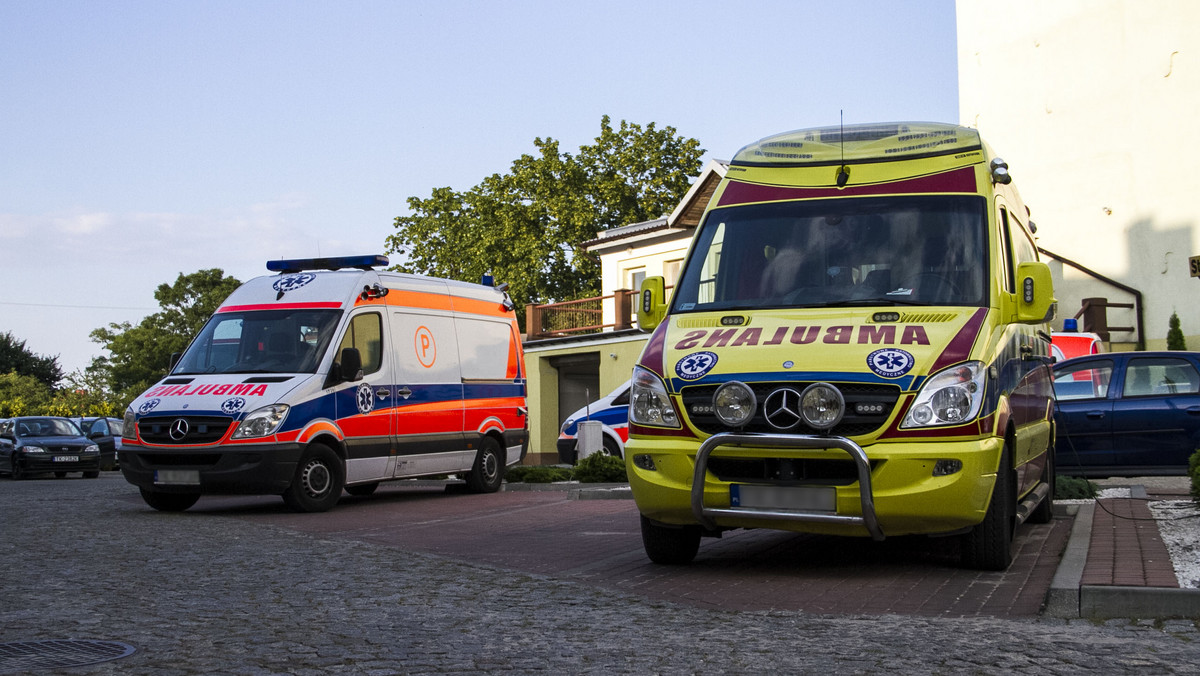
(3, 475, 1199, 675)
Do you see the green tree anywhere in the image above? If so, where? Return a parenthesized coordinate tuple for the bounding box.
(89, 269, 242, 405)
(386, 116, 704, 320)
(0, 331, 63, 388)
(1168, 311, 1187, 350)
(0, 371, 54, 417)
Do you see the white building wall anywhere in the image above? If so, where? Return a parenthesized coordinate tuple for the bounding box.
(957, 0, 1200, 348)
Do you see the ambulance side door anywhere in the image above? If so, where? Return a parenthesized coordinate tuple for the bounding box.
(388, 307, 467, 476)
(333, 309, 396, 483)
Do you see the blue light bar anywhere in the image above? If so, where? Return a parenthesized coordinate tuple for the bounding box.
(266, 255, 389, 274)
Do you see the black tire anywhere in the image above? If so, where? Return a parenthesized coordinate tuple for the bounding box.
(465, 436, 504, 493)
(345, 482, 379, 497)
(961, 443, 1016, 570)
(602, 435, 622, 459)
(12, 461, 25, 481)
(139, 488, 200, 512)
(282, 444, 344, 513)
(83, 471, 100, 479)
(1028, 434, 1055, 525)
(640, 515, 701, 565)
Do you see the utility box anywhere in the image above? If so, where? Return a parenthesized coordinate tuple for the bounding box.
(576, 421, 604, 462)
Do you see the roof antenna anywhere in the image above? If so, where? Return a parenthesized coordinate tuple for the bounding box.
(836, 110, 851, 188)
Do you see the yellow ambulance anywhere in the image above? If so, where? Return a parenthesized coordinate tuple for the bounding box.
(629, 122, 1056, 570)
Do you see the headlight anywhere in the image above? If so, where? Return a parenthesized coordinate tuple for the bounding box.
(800, 383, 845, 430)
(713, 381, 756, 427)
(560, 419, 575, 434)
(231, 404, 290, 439)
(122, 410, 137, 440)
(23, 445, 47, 454)
(902, 362, 986, 428)
(84, 444, 100, 454)
(629, 366, 680, 428)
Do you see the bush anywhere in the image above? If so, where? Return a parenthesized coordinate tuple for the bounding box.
(1189, 450, 1200, 502)
(1055, 475, 1097, 500)
(504, 465, 573, 484)
(573, 452, 628, 483)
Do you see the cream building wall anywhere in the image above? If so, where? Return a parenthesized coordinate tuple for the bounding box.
(956, 0, 1200, 349)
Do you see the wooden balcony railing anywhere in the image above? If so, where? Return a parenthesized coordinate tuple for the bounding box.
(524, 289, 636, 341)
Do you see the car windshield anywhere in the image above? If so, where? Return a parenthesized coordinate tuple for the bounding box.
(17, 418, 83, 437)
(670, 195, 989, 313)
(172, 309, 343, 375)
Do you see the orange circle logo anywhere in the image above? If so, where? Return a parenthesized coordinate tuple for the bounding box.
(414, 326, 437, 367)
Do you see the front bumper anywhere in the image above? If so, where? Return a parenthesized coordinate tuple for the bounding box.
(119, 441, 302, 495)
(627, 432, 1004, 538)
(20, 453, 101, 473)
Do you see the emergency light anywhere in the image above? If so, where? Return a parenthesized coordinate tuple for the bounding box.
(267, 255, 389, 273)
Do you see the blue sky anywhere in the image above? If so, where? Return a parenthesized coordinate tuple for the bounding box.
(0, 0, 959, 375)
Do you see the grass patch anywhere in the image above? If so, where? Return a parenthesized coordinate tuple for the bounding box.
(1055, 475, 1098, 500)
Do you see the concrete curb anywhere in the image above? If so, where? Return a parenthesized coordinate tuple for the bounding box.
(1045, 491, 1200, 620)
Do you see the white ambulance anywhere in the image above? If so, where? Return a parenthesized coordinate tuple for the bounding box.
(119, 255, 528, 513)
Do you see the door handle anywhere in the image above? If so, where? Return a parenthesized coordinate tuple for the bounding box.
(1187, 407, 1200, 416)
(1086, 411, 1106, 420)
(376, 388, 391, 399)
(397, 387, 413, 400)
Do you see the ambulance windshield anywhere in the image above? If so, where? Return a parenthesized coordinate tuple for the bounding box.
(671, 195, 988, 313)
(172, 309, 342, 375)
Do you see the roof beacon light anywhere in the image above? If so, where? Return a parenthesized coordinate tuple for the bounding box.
(267, 255, 389, 274)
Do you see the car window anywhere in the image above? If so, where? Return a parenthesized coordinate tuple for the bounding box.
(1053, 360, 1113, 400)
(1123, 357, 1200, 397)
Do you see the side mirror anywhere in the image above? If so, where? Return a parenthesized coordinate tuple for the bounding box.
(1015, 261, 1056, 324)
(340, 347, 364, 383)
(169, 352, 182, 369)
(323, 347, 365, 388)
(636, 276, 668, 331)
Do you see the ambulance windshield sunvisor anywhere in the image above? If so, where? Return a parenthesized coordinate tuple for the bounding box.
(670, 195, 988, 314)
(731, 122, 982, 167)
(172, 309, 343, 375)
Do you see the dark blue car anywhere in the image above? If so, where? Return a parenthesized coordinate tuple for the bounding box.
(1053, 351, 1200, 476)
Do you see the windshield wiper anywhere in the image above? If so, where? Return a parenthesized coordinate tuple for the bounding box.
(817, 298, 930, 307)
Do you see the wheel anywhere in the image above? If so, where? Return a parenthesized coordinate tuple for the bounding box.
(961, 442, 1016, 570)
(139, 488, 200, 512)
(1028, 433, 1055, 525)
(602, 435, 622, 459)
(465, 436, 504, 493)
(640, 515, 701, 564)
(83, 471, 100, 479)
(345, 482, 379, 497)
(12, 461, 25, 481)
(282, 444, 344, 512)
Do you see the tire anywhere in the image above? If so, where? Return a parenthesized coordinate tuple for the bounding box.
(640, 515, 701, 565)
(465, 436, 504, 493)
(83, 471, 100, 479)
(961, 442, 1016, 570)
(139, 488, 200, 512)
(282, 444, 345, 513)
(602, 435, 622, 459)
(12, 461, 25, 481)
(1028, 435, 1055, 525)
(345, 482, 379, 497)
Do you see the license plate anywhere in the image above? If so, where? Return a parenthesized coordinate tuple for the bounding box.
(52, 456, 79, 463)
(154, 470, 200, 486)
(730, 484, 836, 512)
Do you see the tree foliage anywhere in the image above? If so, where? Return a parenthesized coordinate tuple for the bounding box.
(0, 331, 63, 388)
(1168, 311, 1187, 350)
(386, 116, 704, 319)
(89, 269, 242, 405)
